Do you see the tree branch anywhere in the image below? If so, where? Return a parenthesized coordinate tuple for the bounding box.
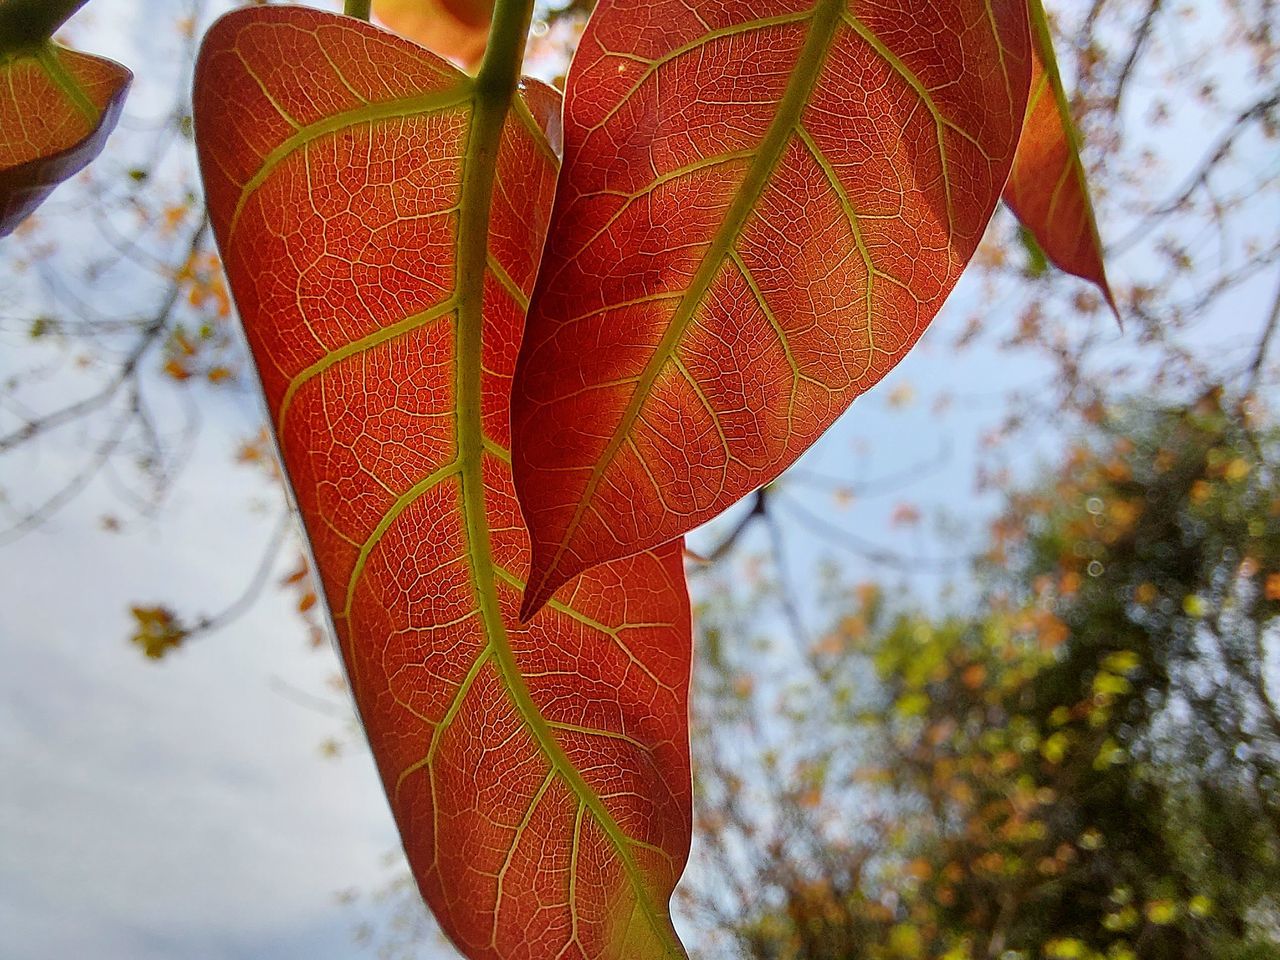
(1111, 0, 1163, 110)
(0, 215, 209, 454)
(1243, 266, 1280, 399)
(699, 486, 771, 564)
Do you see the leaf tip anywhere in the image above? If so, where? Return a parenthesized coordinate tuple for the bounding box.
(520, 550, 580, 621)
(1102, 282, 1122, 331)
(518, 578, 552, 623)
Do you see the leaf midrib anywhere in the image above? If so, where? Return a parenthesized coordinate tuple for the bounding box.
(35, 44, 97, 125)
(234, 27, 684, 950)
(1, 43, 100, 164)
(1026, 0, 1111, 285)
(530, 0, 844, 606)
(452, 56, 686, 960)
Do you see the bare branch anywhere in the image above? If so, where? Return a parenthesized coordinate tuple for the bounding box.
(0, 215, 210, 454)
(775, 493, 967, 574)
(1243, 266, 1280, 399)
(697, 486, 771, 565)
(186, 508, 294, 639)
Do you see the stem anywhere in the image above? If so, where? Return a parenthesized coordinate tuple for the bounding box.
(343, 0, 371, 20)
(475, 0, 534, 96)
(0, 0, 90, 53)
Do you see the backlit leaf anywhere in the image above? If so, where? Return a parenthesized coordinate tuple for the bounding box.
(1003, 0, 1115, 312)
(194, 9, 692, 959)
(374, 0, 495, 67)
(0, 43, 130, 236)
(511, 0, 1032, 615)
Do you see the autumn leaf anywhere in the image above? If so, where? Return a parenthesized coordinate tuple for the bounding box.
(0, 38, 131, 236)
(511, 0, 1032, 616)
(1003, 0, 1116, 313)
(129, 605, 190, 660)
(194, 8, 692, 959)
(1265, 572, 1280, 601)
(891, 503, 922, 527)
(374, 0, 495, 67)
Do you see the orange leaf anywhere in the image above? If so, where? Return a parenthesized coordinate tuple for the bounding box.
(374, 0, 495, 67)
(1003, 0, 1116, 314)
(511, 0, 1031, 615)
(195, 9, 692, 959)
(0, 41, 130, 235)
(891, 502, 922, 527)
(163, 359, 191, 381)
(280, 559, 310, 586)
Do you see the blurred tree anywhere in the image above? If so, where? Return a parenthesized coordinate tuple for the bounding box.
(686, 391, 1280, 960)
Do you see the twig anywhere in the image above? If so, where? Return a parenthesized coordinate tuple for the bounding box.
(1113, 86, 1280, 252)
(699, 486, 771, 564)
(187, 508, 294, 638)
(1243, 266, 1280, 399)
(0, 215, 210, 454)
(1111, 0, 1163, 111)
(775, 493, 967, 574)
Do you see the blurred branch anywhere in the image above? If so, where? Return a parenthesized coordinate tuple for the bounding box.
(1110, 0, 1163, 110)
(185, 507, 293, 640)
(786, 441, 952, 498)
(267, 675, 350, 719)
(1242, 266, 1280, 399)
(1113, 85, 1280, 252)
(776, 493, 967, 574)
(700, 486, 771, 564)
(0, 215, 210, 455)
(762, 502, 811, 649)
(0, 386, 136, 544)
(0, 215, 211, 541)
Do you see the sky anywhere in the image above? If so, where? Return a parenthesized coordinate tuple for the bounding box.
(1, 0, 1276, 958)
(0, 424, 400, 959)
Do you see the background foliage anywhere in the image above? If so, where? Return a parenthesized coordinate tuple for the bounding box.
(690, 395, 1280, 959)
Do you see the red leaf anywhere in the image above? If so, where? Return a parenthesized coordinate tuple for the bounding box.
(0, 43, 130, 236)
(511, 0, 1032, 616)
(374, 0, 495, 67)
(1003, 0, 1115, 313)
(195, 9, 691, 959)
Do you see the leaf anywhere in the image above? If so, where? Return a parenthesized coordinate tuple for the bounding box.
(511, 0, 1032, 616)
(194, 9, 691, 959)
(1002, 0, 1116, 313)
(374, 0, 495, 67)
(0, 42, 130, 236)
(129, 605, 190, 660)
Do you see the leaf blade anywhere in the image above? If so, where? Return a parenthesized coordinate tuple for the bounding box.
(1003, 0, 1116, 313)
(0, 43, 130, 236)
(512, 0, 1033, 615)
(194, 9, 692, 959)
(373, 0, 495, 67)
